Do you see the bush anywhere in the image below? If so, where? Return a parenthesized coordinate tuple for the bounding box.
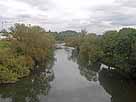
(0, 49, 32, 83)
(0, 23, 55, 84)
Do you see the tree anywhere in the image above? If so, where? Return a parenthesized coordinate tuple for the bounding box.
(101, 30, 119, 67)
(79, 34, 103, 65)
(0, 29, 7, 33)
(0, 23, 55, 84)
(80, 29, 87, 36)
(10, 23, 55, 67)
(101, 28, 136, 77)
(66, 28, 136, 78)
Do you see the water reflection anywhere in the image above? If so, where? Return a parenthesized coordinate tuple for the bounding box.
(68, 49, 100, 82)
(0, 48, 136, 102)
(0, 73, 53, 102)
(99, 69, 136, 102)
(70, 49, 136, 102)
(45, 48, 110, 102)
(0, 59, 55, 102)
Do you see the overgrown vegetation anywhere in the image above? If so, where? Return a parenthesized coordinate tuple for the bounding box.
(0, 40, 10, 48)
(52, 30, 80, 42)
(0, 23, 55, 83)
(65, 28, 136, 79)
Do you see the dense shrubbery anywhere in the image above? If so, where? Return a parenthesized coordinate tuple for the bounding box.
(65, 28, 136, 78)
(79, 34, 103, 65)
(0, 23, 55, 83)
(101, 28, 136, 75)
(0, 49, 32, 83)
(64, 36, 81, 47)
(65, 34, 103, 65)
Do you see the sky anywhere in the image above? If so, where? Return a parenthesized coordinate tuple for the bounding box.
(0, 0, 136, 34)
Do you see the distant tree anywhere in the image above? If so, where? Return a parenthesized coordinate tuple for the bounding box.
(0, 29, 9, 37)
(0, 29, 7, 33)
(54, 30, 79, 41)
(80, 29, 87, 36)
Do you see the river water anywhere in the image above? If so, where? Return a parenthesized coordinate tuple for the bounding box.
(43, 48, 110, 102)
(0, 47, 136, 102)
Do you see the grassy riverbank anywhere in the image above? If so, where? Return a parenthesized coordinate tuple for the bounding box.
(0, 40, 10, 49)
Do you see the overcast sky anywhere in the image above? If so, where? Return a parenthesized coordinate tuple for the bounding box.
(0, 0, 136, 34)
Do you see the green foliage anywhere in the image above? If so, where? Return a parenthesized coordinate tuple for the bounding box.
(66, 28, 136, 78)
(79, 34, 103, 65)
(52, 30, 79, 41)
(101, 28, 136, 74)
(0, 23, 55, 84)
(65, 33, 104, 65)
(0, 49, 32, 83)
(10, 23, 55, 67)
(0, 40, 10, 48)
(64, 36, 81, 47)
(101, 31, 120, 67)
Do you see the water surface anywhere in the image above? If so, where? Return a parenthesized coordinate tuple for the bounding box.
(43, 48, 110, 102)
(0, 47, 136, 102)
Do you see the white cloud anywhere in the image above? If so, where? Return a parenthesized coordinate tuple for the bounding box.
(0, 0, 136, 34)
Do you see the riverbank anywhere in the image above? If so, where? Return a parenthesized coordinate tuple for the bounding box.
(0, 47, 136, 102)
(0, 24, 55, 84)
(64, 28, 136, 79)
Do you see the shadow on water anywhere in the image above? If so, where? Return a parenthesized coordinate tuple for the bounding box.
(0, 75, 51, 102)
(0, 62, 55, 102)
(0, 47, 136, 102)
(69, 48, 136, 102)
(99, 69, 136, 102)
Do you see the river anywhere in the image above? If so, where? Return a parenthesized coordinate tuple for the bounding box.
(0, 47, 136, 102)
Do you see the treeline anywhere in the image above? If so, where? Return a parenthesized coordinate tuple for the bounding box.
(51, 30, 80, 42)
(65, 28, 136, 79)
(0, 24, 55, 84)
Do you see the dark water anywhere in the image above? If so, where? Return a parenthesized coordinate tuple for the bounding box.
(0, 47, 136, 102)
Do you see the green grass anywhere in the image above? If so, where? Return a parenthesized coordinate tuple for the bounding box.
(0, 40, 10, 49)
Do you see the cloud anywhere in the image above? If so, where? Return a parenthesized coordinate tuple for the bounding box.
(19, 0, 55, 11)
(116, 0, 136, 8)
(0, 0, 136, 34)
